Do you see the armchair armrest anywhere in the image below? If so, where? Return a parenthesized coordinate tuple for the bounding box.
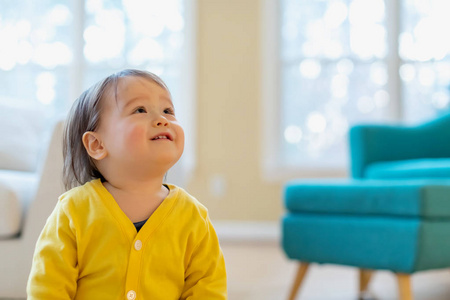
(349, 113, 450, 178)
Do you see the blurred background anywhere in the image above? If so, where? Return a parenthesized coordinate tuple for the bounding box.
(1, 0, 450, 298)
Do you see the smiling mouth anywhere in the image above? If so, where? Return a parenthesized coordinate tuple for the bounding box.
(152, 136, 169, 140)
(151, 133, 173, 141)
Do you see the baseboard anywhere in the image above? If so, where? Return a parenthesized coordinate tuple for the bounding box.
(213, 220, 280, 243)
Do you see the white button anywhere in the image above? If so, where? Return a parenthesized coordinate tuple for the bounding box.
(134, 240, 142, 251)
(127, 290, 136, 300)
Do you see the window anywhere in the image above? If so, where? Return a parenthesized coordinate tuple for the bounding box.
(0, 0, 196, 184)
(262, 0, 450, 175)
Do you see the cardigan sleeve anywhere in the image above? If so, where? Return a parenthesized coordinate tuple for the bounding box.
(27, 200, 78, 299)
(181, 215, 227, 300)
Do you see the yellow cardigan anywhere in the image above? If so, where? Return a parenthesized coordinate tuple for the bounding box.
(27, 179, 227, 299)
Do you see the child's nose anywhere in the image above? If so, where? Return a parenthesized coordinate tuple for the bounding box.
(153, 115, 169, 127)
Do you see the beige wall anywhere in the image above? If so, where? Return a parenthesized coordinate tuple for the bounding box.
(186, 0, 284, 221)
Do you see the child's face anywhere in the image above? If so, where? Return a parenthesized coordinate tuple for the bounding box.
(95, 76, 185, 177)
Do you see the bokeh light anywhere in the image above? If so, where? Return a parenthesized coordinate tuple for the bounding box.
(33, 42, 73, 68)
(284, 125, 303, 144)
(36, 72, 56, 105)
(399, 64, 416, 82)
(84, 9, 125, 63)
(307, 112, 327, 133)
(299, 59, 321, 79)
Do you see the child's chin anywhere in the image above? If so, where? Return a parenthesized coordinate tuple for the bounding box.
(161, 150, 183, 162)
(148, 153, 182, 168)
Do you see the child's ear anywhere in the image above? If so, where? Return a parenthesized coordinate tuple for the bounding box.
(82, 131, 107, 161)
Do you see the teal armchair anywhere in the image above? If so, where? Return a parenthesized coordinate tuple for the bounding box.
(282, 112, 450, 300)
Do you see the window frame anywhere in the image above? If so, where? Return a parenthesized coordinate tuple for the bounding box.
(261, 0, 404, 181)
(0, 0, 197, 186)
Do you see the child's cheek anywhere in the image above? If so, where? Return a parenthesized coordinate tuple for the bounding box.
(126, 125, 147, 146)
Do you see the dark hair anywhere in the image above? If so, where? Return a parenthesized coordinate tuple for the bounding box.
(62, 69, 169, 190)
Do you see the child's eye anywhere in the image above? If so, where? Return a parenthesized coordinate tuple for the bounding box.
(134, 107, 147, 114)
(164, 108, 175, 115)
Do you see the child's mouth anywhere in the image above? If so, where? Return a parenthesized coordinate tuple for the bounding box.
(151, 133, 173, 141)
(152, 136, 169, 140)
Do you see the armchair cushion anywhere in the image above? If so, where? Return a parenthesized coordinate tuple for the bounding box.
(283, 212, 450, 273)
(283, 179, 450, 272)
(366, 158, 450, 179)
(285, 179, 450, 218)
(0, 182, 22, 238)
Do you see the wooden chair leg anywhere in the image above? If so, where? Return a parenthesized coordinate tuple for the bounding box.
(359, 269, 373, 293)
(288, 262, 309, 300)
(396, 273, 414, 300)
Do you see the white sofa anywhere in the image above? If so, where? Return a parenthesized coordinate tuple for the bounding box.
(0, 104, 65, 298)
